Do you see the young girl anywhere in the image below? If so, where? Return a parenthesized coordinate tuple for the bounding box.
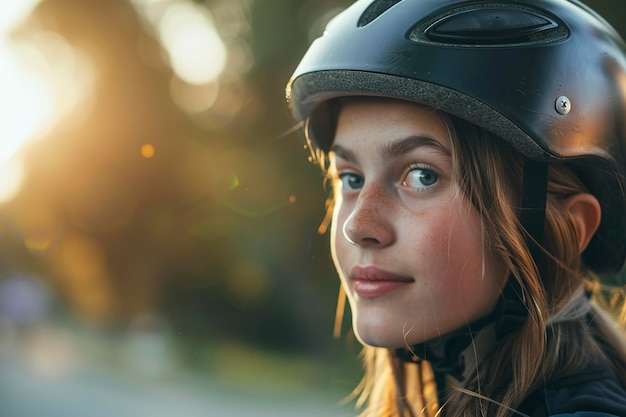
(286, 0, 626, 416)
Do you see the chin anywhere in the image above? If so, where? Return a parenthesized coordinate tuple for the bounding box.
(358, 333, 429, 349)
(353, 323, 412, 349)
(353, 317, 445, 348)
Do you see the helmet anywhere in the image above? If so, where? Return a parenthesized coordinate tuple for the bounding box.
(286, 0, 626, 275)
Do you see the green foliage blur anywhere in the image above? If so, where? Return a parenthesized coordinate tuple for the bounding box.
(0, 0, 357, 350)
(0, 1, 359, 407)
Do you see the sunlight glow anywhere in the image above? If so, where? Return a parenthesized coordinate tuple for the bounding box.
(0, 0, 44, 202)
(0, 0, 46, 163)
(158, 3, 227, 85)
(0, 159, 25, 204)
(0, 49, 53, 163)
(0, 1, 96, 203)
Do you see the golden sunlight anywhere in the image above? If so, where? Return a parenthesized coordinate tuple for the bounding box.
(0, 0, 45, 203)
(0, 49, 52, 164)
(0, 1, 95, 204)
(0, 159, 25, 204)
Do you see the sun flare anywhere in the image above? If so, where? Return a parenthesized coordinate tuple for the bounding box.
(0, 0, 95, 204)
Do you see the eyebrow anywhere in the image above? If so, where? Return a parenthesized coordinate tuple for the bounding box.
(331, 135, 450, 165)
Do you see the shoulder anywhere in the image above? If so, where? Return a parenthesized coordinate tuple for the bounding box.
(519, 363, 626, 417)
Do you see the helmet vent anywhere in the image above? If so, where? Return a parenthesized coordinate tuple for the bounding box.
(410, 3, 569, 47)
(358, 0, 402, 27)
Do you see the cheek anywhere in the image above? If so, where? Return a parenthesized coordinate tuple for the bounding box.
(411, 208, 480, 267)
(420, 205, 495, 295)
(440, 208, 504, 308)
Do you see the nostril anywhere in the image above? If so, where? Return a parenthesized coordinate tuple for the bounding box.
(361, 237, 381, 245)
(343, 216, 388, 247)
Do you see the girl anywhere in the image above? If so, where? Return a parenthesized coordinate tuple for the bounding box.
(286, 0, 626, 416)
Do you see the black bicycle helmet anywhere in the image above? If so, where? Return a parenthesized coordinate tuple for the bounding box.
(286, 0, 626, 275)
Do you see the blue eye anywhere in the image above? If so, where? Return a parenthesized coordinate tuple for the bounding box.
(339, 173, 364, 190)
(403, 167, 438, 190)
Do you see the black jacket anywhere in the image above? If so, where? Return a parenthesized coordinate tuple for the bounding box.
(518, 361, 626, 417)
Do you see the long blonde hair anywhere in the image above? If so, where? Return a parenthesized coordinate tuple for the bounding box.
(308, 106, 626, 417)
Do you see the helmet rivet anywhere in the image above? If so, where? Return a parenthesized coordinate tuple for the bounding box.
(555, 96, 572, 115)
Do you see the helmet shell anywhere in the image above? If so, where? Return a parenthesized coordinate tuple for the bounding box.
(286, 0, 626, 275)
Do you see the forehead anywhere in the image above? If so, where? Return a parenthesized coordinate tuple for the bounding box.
(333, 98, 451, 150)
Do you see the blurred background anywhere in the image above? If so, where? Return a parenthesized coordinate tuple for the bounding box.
(0, 1, 624, 416)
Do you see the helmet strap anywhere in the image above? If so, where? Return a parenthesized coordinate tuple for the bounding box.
(495, 157, 549, 338)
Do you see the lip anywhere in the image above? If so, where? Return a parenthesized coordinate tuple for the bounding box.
(350, 266, 414, 298)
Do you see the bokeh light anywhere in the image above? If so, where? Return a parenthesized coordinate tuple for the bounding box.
(141, 143, 156, 159)
(158, 2, 227, 85)
(131, 0, 248, 119)
(132, 0, 228, 86)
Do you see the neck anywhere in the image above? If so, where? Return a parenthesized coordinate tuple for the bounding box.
(395, 284, 591, 407)
(396, 321, 498, 380)
(396, 318, 499, 407)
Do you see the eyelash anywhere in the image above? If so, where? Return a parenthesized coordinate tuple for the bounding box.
(336, 172, 364, 191)
(401, 163, 439, 190)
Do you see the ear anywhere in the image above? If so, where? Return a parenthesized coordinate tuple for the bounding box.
(564, 193, 601, 253)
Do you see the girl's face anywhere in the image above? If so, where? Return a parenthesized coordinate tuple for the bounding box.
(329, 98, 507, 348)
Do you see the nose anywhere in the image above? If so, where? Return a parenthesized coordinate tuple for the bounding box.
(342, 186, 396, 248)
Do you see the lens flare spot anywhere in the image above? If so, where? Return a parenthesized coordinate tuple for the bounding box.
(230, 173, 240, 190)
(141, 143, 155, 159)
(24, 233, 57, 255)
(289, 195, 296, 204)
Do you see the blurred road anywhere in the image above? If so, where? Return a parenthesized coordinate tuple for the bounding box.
(0, 353, 352, 417)
(0, 324, 355, 417)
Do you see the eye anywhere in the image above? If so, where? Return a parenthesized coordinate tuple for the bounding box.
(402, 166, 438, 190)
(338, 172, 364, 190)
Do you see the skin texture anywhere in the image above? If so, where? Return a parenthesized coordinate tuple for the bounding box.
(329, 98, 508, 348)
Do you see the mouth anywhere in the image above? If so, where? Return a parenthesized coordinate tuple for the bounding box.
(350, 266, 414, 298)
